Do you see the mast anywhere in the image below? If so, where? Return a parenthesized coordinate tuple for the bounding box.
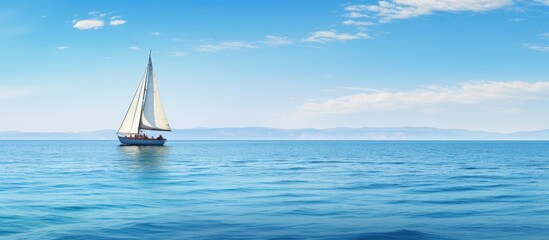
(137, 50, 153, 134)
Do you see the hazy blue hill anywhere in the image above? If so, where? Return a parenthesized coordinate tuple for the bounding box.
(502, 129, 549, 140)
(1, 127, 548, 140)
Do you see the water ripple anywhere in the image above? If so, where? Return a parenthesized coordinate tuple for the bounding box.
(1, 140, 549, 239)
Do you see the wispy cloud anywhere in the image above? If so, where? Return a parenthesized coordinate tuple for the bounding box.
(169, 50, 186, 57)
(523, 43, 549, 52)
(345, 12, 370, 18)
(343, 20, 375, 26)
(345, 0, 512, 23)
(196, 41, 258, 52)
(0, 88, 34, 100)
(260, 35, 293, 46)
(73, 19, 104, 30)
(88, 11, 107, 18)
(303, 30, 370, 43)
(109, 19, 126, 26)
(56, 46, 69, 50)
(302, 81, 549, 114)
(537, 0, 549, 5)
(129, 46, 141, 51)
(151, 32, 161, 37)
(341, 87, 384, 92)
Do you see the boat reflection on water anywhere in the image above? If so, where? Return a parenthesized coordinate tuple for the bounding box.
(118, 145, 170, 170)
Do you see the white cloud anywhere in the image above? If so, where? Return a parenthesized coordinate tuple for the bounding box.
(73, 12, 125, 29)
(523, 43, 549, 52)
(196, 41, 258, 52)
(56, 46, 69, 50)
(537, 0, 549, 5)
(303, 30, 370, 43)
(302, 81, 549, 114)
(73, 19, 104, 30)
(151, 32, 161, 36)
(109, 19, 126, 26)
(169, 50, 186, 57)
(346, 0, 512, 23)
(129, 46, 141, 51)
(343, 20, 375, 26)
(261, 35, 293, 46)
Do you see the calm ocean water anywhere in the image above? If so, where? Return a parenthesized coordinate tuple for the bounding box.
(1, 141, 548, 239)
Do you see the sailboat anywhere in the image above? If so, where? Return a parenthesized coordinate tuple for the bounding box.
(117, 51, 171, 146)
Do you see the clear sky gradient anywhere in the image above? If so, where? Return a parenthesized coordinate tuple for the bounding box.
(2, 0, 549, 132)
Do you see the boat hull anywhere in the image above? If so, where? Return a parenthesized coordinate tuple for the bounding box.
(118, 136, 167, 146)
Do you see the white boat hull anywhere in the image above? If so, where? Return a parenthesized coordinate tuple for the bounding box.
(118, 136, 167, 146)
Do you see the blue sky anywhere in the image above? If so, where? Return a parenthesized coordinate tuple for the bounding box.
(3, 0, 549, 132)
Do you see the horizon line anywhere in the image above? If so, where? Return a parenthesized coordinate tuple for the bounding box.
(1, 126, 548, 134)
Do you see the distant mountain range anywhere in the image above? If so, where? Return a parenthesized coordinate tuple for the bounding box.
(1, 127, 549, 140)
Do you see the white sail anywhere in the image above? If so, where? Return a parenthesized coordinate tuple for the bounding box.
(117, 71, 147, 135)
(139, 56, 171, 131)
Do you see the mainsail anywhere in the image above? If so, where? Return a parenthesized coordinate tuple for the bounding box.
(118, 52, 171, 135)
(140, 55, 171, 131)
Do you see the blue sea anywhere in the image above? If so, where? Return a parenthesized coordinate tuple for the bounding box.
(1, 141, 548, 239)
